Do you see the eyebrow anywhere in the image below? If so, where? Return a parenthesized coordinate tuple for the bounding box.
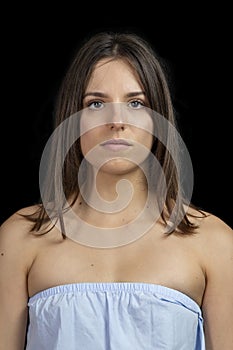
(83, 91, 145, 98)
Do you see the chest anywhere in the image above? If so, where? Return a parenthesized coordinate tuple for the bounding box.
(28, 231, 206, 305)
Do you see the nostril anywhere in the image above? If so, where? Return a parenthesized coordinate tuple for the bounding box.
(109, 124, 125, 131)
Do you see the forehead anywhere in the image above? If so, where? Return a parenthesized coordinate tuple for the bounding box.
(86, 58, 141, 89)
(94, 58, 135, 73)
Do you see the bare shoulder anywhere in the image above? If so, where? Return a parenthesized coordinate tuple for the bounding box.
(190, 209, 233, 264)
(0, 204, 62, 250)
(197, 210, 232, 240)
(0, 205, 42, 262)
(0, 204, 39, 237)
(187, 206, 232, 236)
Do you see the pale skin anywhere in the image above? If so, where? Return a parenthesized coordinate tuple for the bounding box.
(0, 59, 233, 350)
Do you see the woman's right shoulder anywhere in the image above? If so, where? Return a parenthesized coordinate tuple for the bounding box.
(0, 205, 45, 271)
(0, 204, 61, 245)
(0, 204, 41, 242)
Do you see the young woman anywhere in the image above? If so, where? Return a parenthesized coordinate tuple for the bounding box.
(0, 31, 232, 350)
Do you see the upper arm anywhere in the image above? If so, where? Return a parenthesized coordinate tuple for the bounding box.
(0, 214, 34, 350)
(201, 218, 233, 349)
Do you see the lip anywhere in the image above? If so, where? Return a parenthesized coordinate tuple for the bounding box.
(101, 138, 132, 146)
(100, 138, 132, 151)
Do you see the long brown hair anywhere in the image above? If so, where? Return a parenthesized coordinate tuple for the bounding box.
(25, 31, 205, 236)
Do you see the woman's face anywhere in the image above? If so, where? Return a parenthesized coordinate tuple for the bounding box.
(80, 58, 154, 175)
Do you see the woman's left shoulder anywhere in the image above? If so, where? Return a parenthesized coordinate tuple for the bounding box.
(192, 209, 233, 249)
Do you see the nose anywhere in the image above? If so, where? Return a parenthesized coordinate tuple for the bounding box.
(107, 103, 126, 131)
(108, 122, 125, 131)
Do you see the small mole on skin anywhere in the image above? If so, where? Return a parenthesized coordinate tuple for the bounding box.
(1, 253, 4, 256)
(91, 264, 94, 267)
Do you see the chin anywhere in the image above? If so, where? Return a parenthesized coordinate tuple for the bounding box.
(99, 159, 139, 175)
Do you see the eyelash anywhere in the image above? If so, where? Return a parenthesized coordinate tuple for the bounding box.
(86, 100, 103, 109)
(85, 99, 145, 109)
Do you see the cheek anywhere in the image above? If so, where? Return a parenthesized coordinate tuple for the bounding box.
(145, 132, 154, 149)
(144, 118, 154, 149)
(80, 128, 102, 156)
(80, 132, 93, 156)
(133, 115, 154, 148)
(134, 127, 154, 150)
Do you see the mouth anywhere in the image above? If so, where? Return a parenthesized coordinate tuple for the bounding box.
(100, 138, 133, 151)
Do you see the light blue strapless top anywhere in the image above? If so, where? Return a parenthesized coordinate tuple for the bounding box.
(26, 282, 205, 349)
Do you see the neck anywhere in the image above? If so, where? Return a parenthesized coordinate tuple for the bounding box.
(89, 165, 147, 202)
(75, 163, 155, 227)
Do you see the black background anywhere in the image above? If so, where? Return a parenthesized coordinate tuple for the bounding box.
(1, 4, 232, 227)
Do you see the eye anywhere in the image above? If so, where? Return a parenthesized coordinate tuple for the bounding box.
(87, 100, 104, 110)
(128, 100, 145, 109)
